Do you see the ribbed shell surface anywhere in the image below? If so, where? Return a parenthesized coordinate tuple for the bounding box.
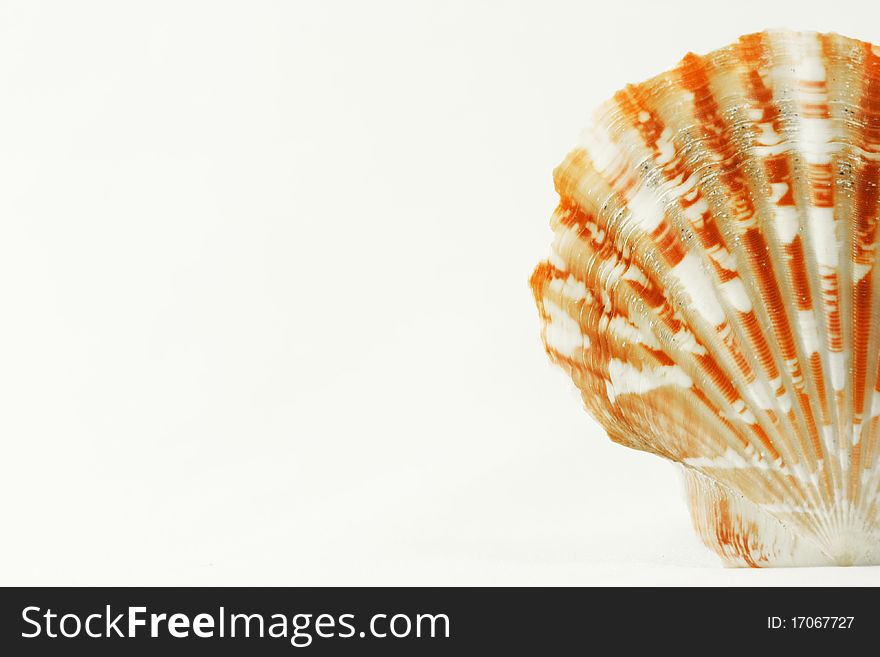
(531, 30, 880, 566)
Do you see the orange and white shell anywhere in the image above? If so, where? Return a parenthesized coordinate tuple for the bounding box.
(531, 30, 880, 567)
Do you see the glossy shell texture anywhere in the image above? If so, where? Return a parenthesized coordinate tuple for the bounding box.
(531, 30, 880, 567)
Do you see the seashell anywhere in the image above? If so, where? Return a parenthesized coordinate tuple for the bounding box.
(530, 29, 880, 567)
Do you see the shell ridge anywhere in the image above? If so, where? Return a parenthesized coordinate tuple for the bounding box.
(773, 31, 846, 490)
(727, 32, 840, 512)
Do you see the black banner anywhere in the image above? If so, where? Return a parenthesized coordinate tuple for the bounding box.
(0, 587, 873, 654)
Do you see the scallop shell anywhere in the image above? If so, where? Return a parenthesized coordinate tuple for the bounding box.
(530, 29, 880, 567)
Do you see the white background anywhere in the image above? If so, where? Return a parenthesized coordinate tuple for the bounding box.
(2, 0, 880, 585)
